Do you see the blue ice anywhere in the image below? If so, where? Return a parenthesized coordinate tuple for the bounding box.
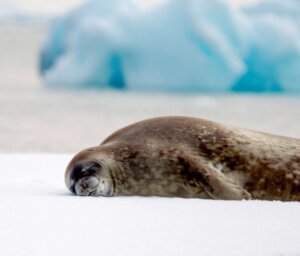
(40, 0, 300, 92)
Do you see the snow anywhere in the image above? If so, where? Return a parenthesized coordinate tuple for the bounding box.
(1, 154, 300, 256)
(40, 0, 300, 92)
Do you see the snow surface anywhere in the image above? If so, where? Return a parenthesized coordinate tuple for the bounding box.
(40, 0, 300, 92)
(1, 154, 300, 256)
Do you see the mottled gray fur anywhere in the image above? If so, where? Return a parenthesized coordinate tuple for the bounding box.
(65, 117, 300, 201)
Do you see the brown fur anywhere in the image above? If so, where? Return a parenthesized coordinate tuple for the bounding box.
(65, 116, 300, 201)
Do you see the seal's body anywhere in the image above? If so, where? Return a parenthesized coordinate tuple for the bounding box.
(65, 117, 300, 201)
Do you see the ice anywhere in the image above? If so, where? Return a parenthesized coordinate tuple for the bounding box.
(1, 154, 300, 256)
(40, 0, 300, 92)
(234, 0, 300, 92)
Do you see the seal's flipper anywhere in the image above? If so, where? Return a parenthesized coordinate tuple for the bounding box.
(204, 169, 252, 200)
(179, 155, 252, 200)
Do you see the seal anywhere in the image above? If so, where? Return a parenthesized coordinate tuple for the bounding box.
(65, 116, 300, 201)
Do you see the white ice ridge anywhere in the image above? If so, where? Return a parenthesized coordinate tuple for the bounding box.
(40, 0, 300, 92)
(1, 154, 300, 256)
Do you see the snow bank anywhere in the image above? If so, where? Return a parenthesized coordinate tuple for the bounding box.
(40, 0, 300, 92)
(1, 154, 300, 256)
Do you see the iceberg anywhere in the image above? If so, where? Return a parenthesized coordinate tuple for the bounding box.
(40, 0, 300, 92)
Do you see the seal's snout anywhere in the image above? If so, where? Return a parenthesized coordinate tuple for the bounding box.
(75, 176, 100, 196)
(69, 161, 102, 196)
(81, 176, 100, 190)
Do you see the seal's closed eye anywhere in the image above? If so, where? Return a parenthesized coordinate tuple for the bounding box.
(70, 161, 101, 182)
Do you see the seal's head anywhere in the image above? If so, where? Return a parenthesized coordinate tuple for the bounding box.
(65, 147, 115, 196)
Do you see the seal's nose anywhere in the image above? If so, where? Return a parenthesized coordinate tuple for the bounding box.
(74, 176, 100, 196)
(82, 176, 100, 190)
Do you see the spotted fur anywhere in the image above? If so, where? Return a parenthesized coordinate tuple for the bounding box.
(65, 116, 300, 201)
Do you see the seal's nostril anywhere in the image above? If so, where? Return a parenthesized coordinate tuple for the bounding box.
(80, 179, 88, 189)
